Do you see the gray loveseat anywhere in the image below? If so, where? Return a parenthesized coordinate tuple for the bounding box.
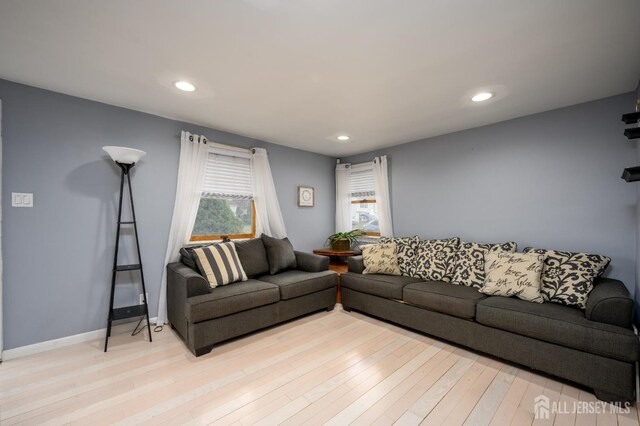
(342, 256, 639, 402)
(167, 237, 337, 356)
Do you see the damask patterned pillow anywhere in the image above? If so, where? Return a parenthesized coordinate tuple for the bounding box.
(362, 243, 401, 276)
(379, 236, 420, 277)
(523, 248, 610, 309)
(481, 251, 545, 303)
(414, 237, 460, 282)
(451, 241, 517, 288)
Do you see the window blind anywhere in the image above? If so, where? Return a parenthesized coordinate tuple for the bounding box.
(350, 164, 375, 198)
(202, 152, 253, 200)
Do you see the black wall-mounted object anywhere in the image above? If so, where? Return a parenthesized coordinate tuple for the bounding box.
(624, 127, 640, 140)
(621, 111, 640, 182)
(621, 166, 640, 182)
(621, 112, 640, 124)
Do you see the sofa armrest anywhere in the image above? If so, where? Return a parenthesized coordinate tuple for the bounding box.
(586, 278, 634, 329)
(294, 251, 329, 272)
(167, 262, 210, 298)
(348, 256, 365, 274)
(166, 262, 210, 337)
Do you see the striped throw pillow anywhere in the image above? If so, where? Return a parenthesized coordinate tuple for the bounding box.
(192, 242, 248, 288)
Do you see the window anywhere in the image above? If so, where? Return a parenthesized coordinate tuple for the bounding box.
(349, 164, 379, 236)
(190, 149, 255, 241)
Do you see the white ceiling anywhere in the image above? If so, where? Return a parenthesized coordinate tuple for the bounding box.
(1, 0, 639, 157)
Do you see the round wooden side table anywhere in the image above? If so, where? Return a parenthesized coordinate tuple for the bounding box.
(313, 249, 361, 303)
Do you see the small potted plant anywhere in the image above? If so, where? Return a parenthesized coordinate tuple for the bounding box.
(326, 229, 364, 251)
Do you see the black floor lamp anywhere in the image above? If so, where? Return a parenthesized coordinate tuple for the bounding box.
(102, 146, 152, 352)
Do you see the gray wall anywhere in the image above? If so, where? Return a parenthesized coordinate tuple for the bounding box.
(0, 79, 335, 350)
(344, 93, 637, 301)
(2, 77, 636, 350)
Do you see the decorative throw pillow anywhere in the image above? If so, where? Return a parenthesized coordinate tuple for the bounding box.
(481, 251, 545, 303)
(192, 242, 248, 288)
(379, 236, 420, 277)
(362, 243, 401, 276)
(414, 237, 460, 282)
(451, 241, 517, 288)
(180, 244, 210, 270)
(523, 248, 611, 309)
(234, 238, 270, 278)
(180, 247, 198, 271)
(261, 234, 297, 275)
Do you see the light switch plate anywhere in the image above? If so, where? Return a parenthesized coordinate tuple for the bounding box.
(22, 193, 33, 207)
(12, 193, 33, 207)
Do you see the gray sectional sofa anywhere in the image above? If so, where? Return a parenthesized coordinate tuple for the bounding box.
(342, 256, 639, 402)
(167, 237, 337, 356)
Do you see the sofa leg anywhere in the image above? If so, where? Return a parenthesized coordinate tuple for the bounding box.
(194, 344, 215, 357)
(342, 305, 352, 312)
(593, 389, 631, 404)
(327, 305, 335, 312)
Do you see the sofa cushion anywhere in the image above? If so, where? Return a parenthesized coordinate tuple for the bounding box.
(480, 251, 545, 303)
(258, 270, 337, 300)
(476, 296, 639, 363)
(262, 234, 297, 274)
(414, 237, 460, 282)
(379, 236, 420, 277)
(451, 241, 517, 288)
(185, 280, 280, 323)
(234, 238, 270, 278)
(341, 272, 423, 300)
(192, 242, 248, 288)
(180, 243, 214, 271)
(362, 243, 401, 276)
(524, 248, 610, 309)
(403, 281, 487, 320)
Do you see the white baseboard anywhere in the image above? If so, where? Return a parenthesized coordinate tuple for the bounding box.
(1, 317, 158, 361)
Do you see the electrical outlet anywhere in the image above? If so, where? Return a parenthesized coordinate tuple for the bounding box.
(139, 292, 149, 305)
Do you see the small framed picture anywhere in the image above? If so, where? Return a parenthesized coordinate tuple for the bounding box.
(298, 186, 315, 207)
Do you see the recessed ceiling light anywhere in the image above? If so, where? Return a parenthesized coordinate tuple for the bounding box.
(337, 135, 350, 141)
(175, 81, 196, 92)
(471, 92, 493, 102)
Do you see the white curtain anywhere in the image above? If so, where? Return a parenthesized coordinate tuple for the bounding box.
(373, 155, 394, 237)
(156, 131, 209, 326)
(251, 148, 287, 238)
(335, 163, 351, 232)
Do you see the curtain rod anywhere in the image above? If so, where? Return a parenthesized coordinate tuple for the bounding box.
(184, 131, 262, 155)
(348, 160, 375, 169)
(184, 132, 252, 154)
(207, 140, 252, 154)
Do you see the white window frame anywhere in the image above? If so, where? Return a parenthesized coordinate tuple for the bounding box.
(189, 145, 256, 242)
(349, 162, 380, 236)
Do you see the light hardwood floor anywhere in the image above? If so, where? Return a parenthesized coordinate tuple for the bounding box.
(0, 306, 637, 425)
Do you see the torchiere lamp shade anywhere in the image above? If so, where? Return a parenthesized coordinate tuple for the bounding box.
(103, 146, 146, 164)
